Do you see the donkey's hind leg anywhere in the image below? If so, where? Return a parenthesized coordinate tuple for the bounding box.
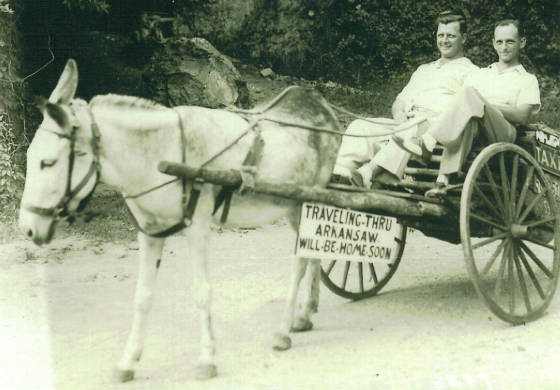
(116, 233, 165, 382)
(291, 259, 320, 332)
(273, 256, 308, 350)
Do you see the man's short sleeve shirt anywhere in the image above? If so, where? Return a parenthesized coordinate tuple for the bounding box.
(464, 63, 541, 114)
(398, 57, 479, 116)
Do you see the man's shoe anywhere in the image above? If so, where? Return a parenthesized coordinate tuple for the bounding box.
(425, 181, 446, 198)
(392, 135, 433, 166)
(330, 174, 352, 186)
(350, 170, 367, 187)
(371, 170, 400, 188)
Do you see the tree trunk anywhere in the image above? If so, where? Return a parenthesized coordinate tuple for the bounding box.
(0, 0, 25, 212)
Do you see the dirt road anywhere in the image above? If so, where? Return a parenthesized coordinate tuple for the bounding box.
(1, 222, 559, 389)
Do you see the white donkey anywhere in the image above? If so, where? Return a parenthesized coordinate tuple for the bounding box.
(19, 59, 342, 381)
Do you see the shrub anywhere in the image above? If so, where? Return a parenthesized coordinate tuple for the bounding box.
(0, 116, 23, 221)
(231, 0, 560, 85)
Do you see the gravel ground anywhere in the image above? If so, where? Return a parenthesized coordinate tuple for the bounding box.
(1, 222, 560, 389)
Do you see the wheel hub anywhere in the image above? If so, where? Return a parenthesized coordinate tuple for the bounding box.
(510, 223, 529, 239)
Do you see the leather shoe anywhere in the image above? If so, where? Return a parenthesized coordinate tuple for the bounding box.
(330, 174, 352, 186)
(425, 181, 446, 198)
(392, 135, 432, 166)
(371, 170, 399, 188)
(350, 170, 367, 187)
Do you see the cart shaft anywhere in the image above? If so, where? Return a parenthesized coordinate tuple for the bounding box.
(158, 161, 454, 219)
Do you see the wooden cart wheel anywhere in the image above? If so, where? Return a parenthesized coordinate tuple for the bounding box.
(320, 223, 406, 300)
(461, 143, 560, 324)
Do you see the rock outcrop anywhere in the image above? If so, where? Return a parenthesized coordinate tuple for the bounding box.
(145, 37, 250, 108)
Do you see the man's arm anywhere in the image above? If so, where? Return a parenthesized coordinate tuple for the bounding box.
(493, 103, 535, 125)
(391, 65, 425, 123)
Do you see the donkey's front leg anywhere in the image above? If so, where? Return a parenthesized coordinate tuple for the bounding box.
(273, 256, 308, 351)
(291, 259, 320, 332)
(115, 233, 165, 382)
(187, 220, 217, 380)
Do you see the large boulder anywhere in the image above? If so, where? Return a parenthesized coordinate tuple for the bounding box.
(145, 37, 250, 108)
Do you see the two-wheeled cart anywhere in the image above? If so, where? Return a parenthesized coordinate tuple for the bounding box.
(159, 123, 560, 325)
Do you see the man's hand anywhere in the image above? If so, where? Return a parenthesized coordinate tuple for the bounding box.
(391, 98, 408, 123)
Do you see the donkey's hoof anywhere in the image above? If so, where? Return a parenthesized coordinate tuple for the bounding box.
(291, 316, 313, 332)
(114, 369, 135, 383)
(195, 363, 217, 380)
(272, 333, 292, 351)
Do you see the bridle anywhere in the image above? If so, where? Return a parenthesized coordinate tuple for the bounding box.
(24, 105, 101, 222)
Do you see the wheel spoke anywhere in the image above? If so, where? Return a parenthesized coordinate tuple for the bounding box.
(515, 165, 535, 219)
(341, 261, 350, 289)
(494, 240, 510, 298)
(369, 263, 378, 284)
(499, 153, 512, 221)
(358, 262, 364, 293)
(510, 154, 520, 218)
(321, 223, 406, 299)
(525, 216, 556, 229)
(513, 244, 532, 312)
(523, 237, 555, 251)
(482, 240, 507, 276)
(519, 241, 553, 278)
(472, 232, 508, 250)
(517, 243, 545, 299)
(507, 245, 515, 314)
(470, 212, 507, 231)
(483, 164, 505, 212)
(325, 260, 336, 276)
(519, 189, 548, 224)
(474, 183, 503, 221)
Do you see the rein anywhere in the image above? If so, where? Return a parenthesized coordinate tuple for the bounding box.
(25, 87, 422, 237)
(118, 88, 420, 236)
(121, 112, 263, 237)
(226, 85, 426, 137)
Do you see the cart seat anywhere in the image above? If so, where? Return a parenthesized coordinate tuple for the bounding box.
(397, 123, 558, 197)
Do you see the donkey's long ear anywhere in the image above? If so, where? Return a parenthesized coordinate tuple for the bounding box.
(48, 59, 78, 104)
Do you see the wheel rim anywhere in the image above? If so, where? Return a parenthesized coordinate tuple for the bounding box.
(461, 143, 560, 324)
(320, 223, 407, 300)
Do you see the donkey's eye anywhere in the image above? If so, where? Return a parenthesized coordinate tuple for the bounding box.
(75, 150, 87, 157)
(40, 159, 58, 169)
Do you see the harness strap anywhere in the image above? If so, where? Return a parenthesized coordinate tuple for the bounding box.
(212, 126, 265, 223)
(24, 204, 58, 217)
(177, 109, 203, 227)
(124, 206, 188, 238)
(126, 108, 199, 238)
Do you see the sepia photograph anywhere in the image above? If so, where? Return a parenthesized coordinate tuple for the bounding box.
(1, 0, 560, 388)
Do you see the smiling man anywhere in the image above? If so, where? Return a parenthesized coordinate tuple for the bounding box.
(393, 19, 540, 190)
(332, 10, 478, 187)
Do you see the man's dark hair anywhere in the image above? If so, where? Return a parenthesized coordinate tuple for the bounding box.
(494, 18, 525, 38)
(436, 10, 467, 34)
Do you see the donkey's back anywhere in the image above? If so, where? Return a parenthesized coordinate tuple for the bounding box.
(176, 86, 342, 227)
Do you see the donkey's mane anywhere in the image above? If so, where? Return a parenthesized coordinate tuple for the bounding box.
(90, 94, 168, 111)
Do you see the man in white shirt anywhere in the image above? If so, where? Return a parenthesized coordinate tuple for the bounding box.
(393, 19, 540, 188)
(332, 10, 478, 186)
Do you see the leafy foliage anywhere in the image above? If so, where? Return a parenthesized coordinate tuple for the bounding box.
(60, 0, 110, 14)
(0, 115, 23, 220)
(0, 1, 25, 218)
(231, 0, 560, 85)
